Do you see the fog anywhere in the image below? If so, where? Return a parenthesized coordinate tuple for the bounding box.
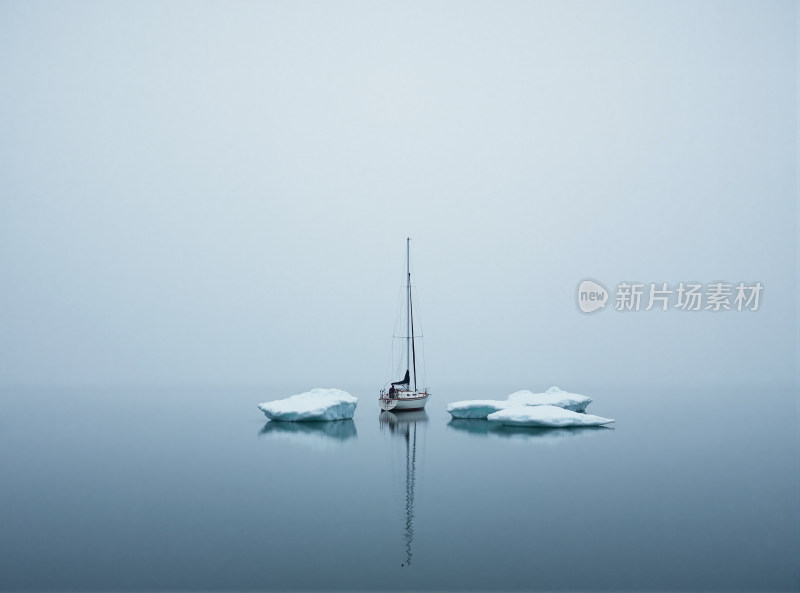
(1, 1, 796, 389)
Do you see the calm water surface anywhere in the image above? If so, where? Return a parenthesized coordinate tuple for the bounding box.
(0, 384, 797, 591)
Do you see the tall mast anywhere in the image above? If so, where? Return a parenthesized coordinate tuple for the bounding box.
(406, 237, 411, 381)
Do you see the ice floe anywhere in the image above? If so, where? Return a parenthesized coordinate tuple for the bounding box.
(258, 388, 357, 422)
(446, 386, 592, 419)
(487, 405, 614, 427)
(506, 386, 592, 412)
(445, 400, 510, 419)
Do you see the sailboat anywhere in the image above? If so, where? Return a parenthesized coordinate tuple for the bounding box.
(379, 238, 430, 412)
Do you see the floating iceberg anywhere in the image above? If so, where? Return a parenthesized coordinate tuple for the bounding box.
(258, 388, 357, 422)
(487, 405, 614, 428)
(445, 386, 592, 419)
(506, 386, 592, 412)
(446, 400, 510, 419)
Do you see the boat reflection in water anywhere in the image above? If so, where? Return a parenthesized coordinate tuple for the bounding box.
(379, 410, 428, 567)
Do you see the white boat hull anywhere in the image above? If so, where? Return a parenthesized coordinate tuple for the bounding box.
(379, 392, 430, 412)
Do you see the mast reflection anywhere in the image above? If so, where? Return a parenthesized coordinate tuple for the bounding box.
(379, 410, 428, 567)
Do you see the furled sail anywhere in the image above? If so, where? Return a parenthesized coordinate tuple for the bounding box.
(392, 369, 410, 386)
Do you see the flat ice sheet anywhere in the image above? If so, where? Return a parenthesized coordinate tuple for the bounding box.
(487, 405, 614, 427)
(506, 386, 592, 412)
(445, 386, 593, 419)
(446, 399, 510, 419)
(258, 388, 357, 422)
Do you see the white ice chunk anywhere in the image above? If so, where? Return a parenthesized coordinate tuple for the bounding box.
(506, 386, 592, 412)
(258, 388, 357, 422)
(487, 405, 614, 427)
(446, 400, 511, 419)
(445, 386, 593, 419)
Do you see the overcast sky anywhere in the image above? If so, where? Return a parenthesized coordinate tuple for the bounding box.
(0, 0, 796, 390)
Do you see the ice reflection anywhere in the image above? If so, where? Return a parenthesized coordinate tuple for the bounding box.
(258, 419, 357, 448)
(447, 418, 612, 443)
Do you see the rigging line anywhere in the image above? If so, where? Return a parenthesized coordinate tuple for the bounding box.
(408, 283, 427, 389)
(387, 285, 404, 382)
(386, 337, 395, 385)
(418, 296, 427, 389)
(406, 239, 411, 380)
(422, 342, 428, 393)
(409, 282, 417, 392)
(391, 287, 403, 343)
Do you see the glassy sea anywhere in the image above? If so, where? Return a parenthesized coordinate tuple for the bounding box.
(1, 384, 797, 592)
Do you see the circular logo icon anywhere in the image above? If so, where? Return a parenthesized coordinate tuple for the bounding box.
(577, 279, 608, 313)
